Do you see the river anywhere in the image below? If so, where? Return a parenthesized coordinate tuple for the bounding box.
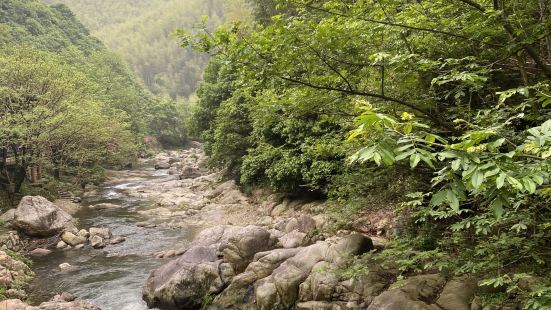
(28, 161, 200, 310)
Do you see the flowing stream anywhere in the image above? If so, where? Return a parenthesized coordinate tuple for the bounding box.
(28, 161, 200, 310)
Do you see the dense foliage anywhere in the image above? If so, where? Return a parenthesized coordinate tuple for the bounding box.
(0, 0, 188, 203)
(45, 0, 253, 99)
(185, 0, 551, 307)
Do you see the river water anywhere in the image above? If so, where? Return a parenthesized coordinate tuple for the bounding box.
(28, 162, 200, 310)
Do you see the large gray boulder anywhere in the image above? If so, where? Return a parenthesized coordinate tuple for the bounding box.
(214, 247, 302, 308)
(367, 274, 445, 310)
(143, 245, 224, 309)
(143, 225, 275, 309)
(13, 196, 73, 237)
(254, 234, 374, 310)
(220, 225, 275, 273)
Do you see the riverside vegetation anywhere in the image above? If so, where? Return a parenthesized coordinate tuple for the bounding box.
(0, 0, 550, 309)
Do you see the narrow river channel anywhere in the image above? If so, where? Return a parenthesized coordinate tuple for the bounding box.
(28, 161, 200, 310)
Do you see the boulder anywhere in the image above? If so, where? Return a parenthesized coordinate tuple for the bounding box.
(284, 215, 317, 233)
(89, 227, 112, 239)
(436, 278, 477, 310)
(143, 225, 274, 309)
(56, 241, 67, 249)
(326, 233, 374, 262)
(220, 225, 275, 273)
(61, 231, 87, 247)
(179, 166, 202, 179)
(367, 274, 445, 310)
(77, 229, 90, 238)
(90, 235, 105, 249)
(154, 162, 171, 170)
(13, 196, 73, 237)
(279, 230, 310, 248)
(255, 242, 331, 310)
(143, 246, 223, 309)
(214, 248, 302, 308)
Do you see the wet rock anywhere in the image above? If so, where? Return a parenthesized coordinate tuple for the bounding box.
(13, 196, 73, 237)
(77, 229, 90, 238)
(59, 263, 78, 272)
(89, 227, 112, 239)
(89, 235, 105, 249)
(61, 231, 87, 247)
(154, 162, 170, 170)
(56, 241, 67, 249)
(110, 236, 126, 244)
(90, 203, 120, 210)
(75, 244, 85, 249)
(29, 248, 52, 256)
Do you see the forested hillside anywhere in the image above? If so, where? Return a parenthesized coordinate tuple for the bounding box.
(0, 0, 187, 203)
(185, 0, 551, 308)
(44, 0, 252, 99)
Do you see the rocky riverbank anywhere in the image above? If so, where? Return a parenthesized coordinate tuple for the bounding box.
(1, 144, 481, 309)
(120, 146, 479, 309)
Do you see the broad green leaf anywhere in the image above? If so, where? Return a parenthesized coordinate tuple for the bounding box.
(496, 173, 507, 189)
(446, 189, 460, 212)
(410, 153, 421, 168)
(471, 170, 484, 189)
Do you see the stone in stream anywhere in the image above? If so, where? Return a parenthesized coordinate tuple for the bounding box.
(89, 227, 112, 239)
(59, 262, 79, 272)
(61, 231, 87, 247)
(90, 235, 106, 249)
(12, 196, 73, 237)
(77, 229, 90, 238)
(56, 241, 67, 249)
(29, 248, 52, 256)
(154, 162, 171, 170)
